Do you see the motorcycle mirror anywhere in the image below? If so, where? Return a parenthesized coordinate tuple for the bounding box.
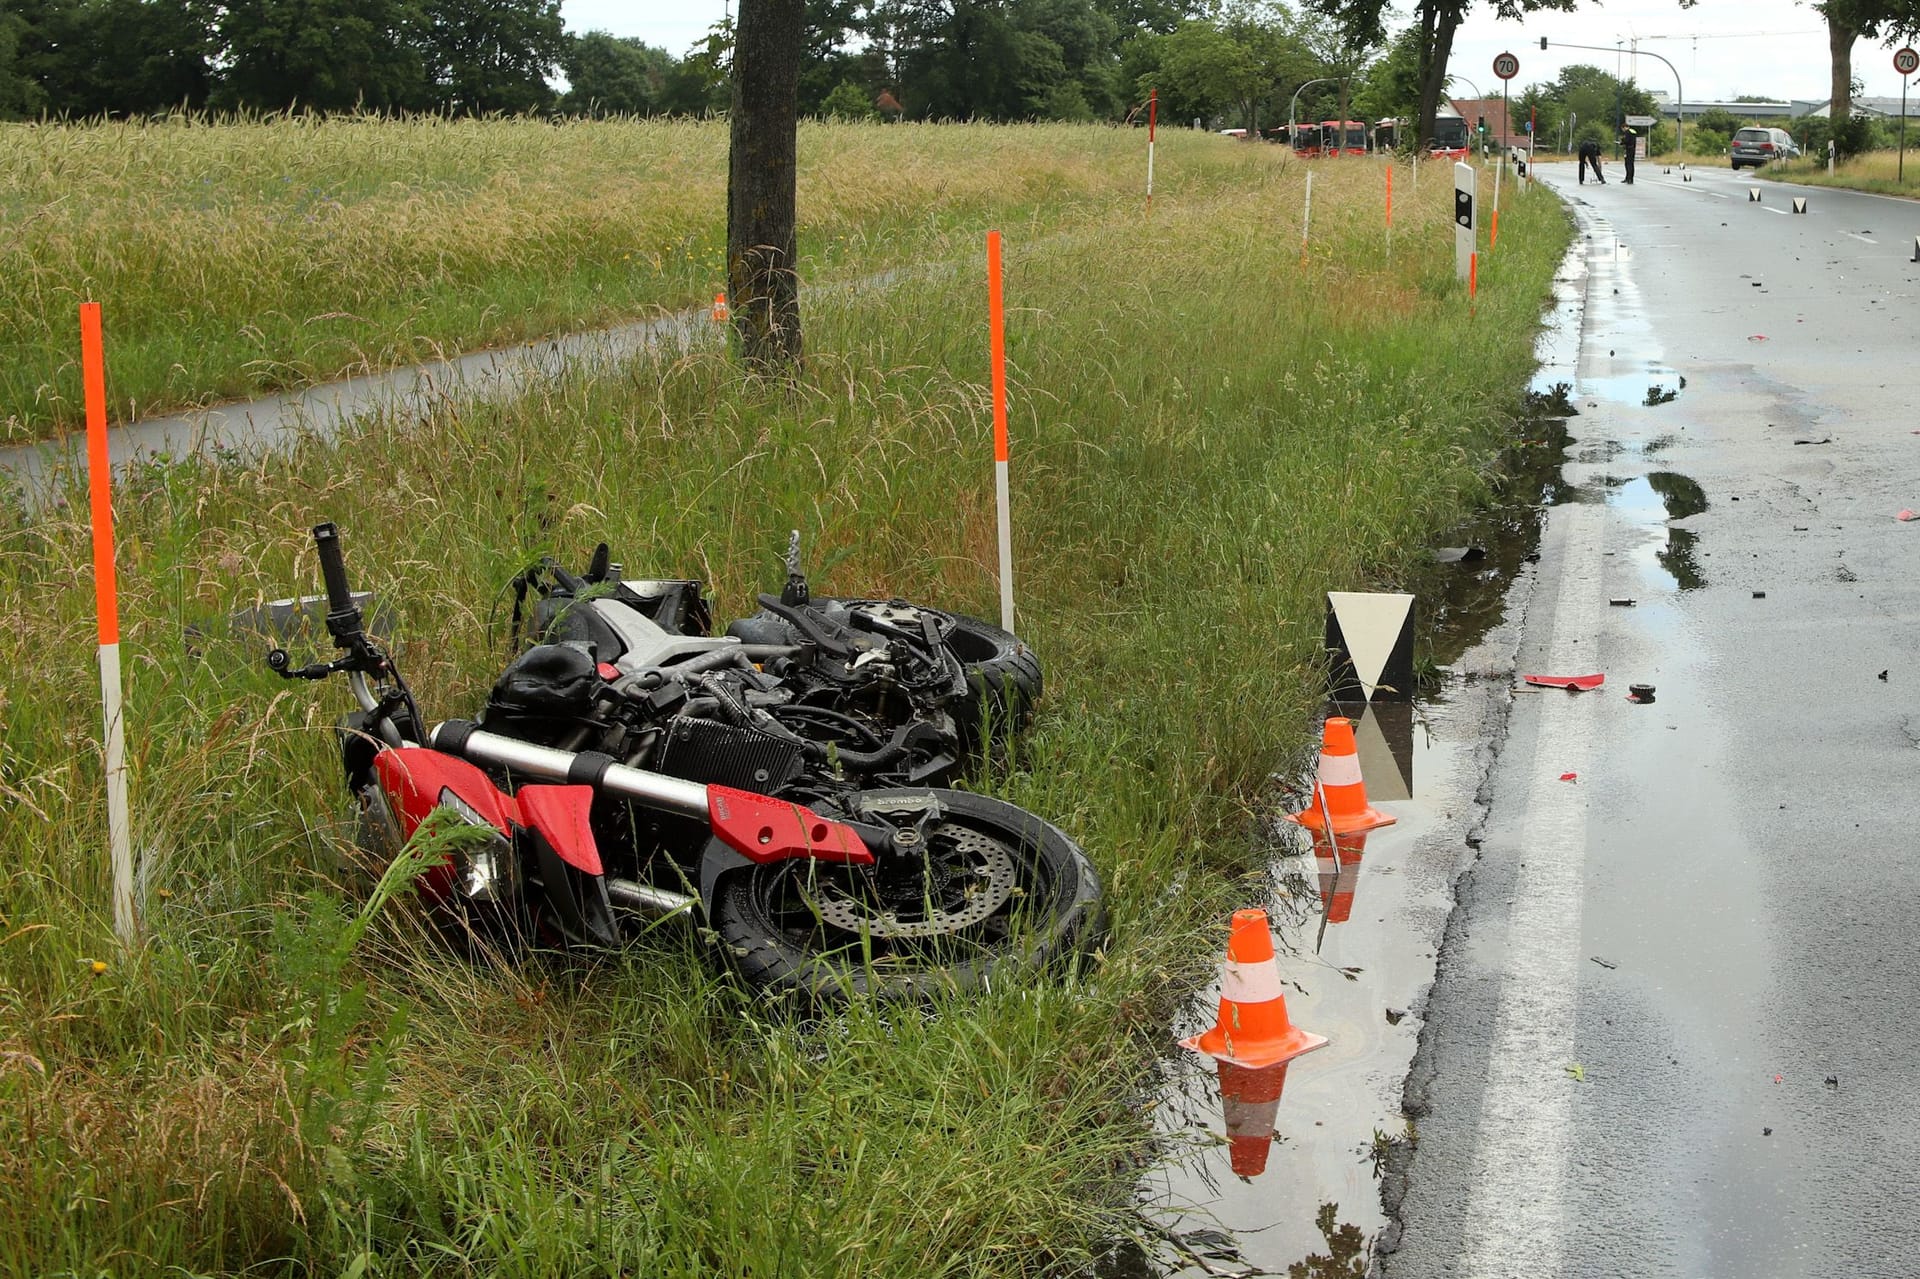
(587, 542, 611, 583)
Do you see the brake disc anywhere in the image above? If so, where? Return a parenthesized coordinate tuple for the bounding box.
(808, 824, 1019, 938)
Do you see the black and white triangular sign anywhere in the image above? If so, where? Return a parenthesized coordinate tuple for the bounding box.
(1325, 591, 1415, 701)
(1330, 699, 1414, 801)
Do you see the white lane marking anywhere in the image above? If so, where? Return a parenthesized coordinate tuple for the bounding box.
(1848, 232, 1879, 244)
(1761, 205, 1790, 215)
(1455, 498, 1606, 1279)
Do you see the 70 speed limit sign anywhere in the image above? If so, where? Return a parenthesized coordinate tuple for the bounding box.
(1493, 51, 1520, 80)
(1896, 47, 1919, 75)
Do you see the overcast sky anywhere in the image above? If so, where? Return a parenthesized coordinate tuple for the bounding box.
(573, 1, 1920, 103)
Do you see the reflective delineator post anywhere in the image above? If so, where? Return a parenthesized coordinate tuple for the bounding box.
(1454, 162, 1476, 285)
(1146, 88, 1157, 210)
(986, 231, 1015, 634)
(81, 303, 137, 946)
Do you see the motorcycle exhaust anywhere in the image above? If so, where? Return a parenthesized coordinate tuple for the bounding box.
(606, 877, 695, 919)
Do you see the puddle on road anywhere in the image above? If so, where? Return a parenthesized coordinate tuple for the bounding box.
(1607, 470, 1709, 590)
(1580, 366, 1685, 408)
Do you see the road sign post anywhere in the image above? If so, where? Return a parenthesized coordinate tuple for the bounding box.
(1493, 53, 1518, 215)
(1897, 49, 1917, 181)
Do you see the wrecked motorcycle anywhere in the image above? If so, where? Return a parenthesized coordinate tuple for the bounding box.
(270, 523, 1102, 1000)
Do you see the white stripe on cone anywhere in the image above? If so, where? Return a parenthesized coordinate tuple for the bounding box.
(1221, 956, 1285, 1004)
(1318, 751, 1364, 787)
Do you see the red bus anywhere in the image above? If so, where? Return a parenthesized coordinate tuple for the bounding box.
(1320, 120, 1368, 156)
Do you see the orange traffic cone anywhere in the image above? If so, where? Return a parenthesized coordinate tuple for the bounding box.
(1286, 716, 1396, 837)
(711, 291, 729, 323)
(1181, 909, 1328, 1069)
(1217, 1060, 1292, 1177)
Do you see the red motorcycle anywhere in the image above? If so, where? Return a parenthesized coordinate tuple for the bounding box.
(269, 523, 1103, 1001)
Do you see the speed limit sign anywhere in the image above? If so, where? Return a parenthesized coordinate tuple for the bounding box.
(1896, 47, 1919, 75)
(1493, 51, 1520, 80)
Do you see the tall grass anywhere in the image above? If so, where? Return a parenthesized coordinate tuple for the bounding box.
(5, 115, 1273, 440)
(0, 130, 1571, 1276)
(1771, 146, 1920, 193)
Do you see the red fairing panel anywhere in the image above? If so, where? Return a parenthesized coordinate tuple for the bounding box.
(513, 785, 604, 876)
(706, 785, 874, 865)
(372, 747, 519, 836)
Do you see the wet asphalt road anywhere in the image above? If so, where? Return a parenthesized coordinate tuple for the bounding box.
(1384, 164, 1920, 1276)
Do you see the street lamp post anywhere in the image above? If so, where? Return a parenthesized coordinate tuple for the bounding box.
(1289, 76, 1341, 143)
(1540, 38, 1684, 156)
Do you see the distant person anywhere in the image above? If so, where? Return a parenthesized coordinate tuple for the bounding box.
(1578, 137, 1605, 183)
(1620, 124, 1638, 184)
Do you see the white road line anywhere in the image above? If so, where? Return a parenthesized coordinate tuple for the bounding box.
(1762, 205, 1790, 215)
(1455, 497, 1606, 1279)
(1849, 232, 1879, 244)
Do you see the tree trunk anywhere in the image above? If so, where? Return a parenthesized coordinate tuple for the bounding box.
(1828, 10, 1856, 124)
(728, 0, 805, 375)
(1414, 3, 1440, 145)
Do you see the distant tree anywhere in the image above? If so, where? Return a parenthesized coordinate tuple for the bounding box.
(1149, 5, 1317, 132)
(1694, 106, 1742, 135)
(796, 0, 865, 111)
(12, 0, 215, 116)
(1309, 0, 1578, 155)
(419, 0, 564, 113)
(561, 30, 670, 114)
(819, 77, 876, 117)
(215, 0, 428, 112)
(1817, 0, 1920, 141)
(0, 8, 45, 117)
(1099, 0, 1198, 34)
(728, 0, 805, 373)
(1352, 21, 1421, 123)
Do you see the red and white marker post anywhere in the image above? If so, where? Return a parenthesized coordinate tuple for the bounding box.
(1385, 163, 1394, 263)
(80, 303, 137, 944)
(1300, 170, 1314, 265)
(1146, 88, 1157, 209)
(985, 232, 1015, 634)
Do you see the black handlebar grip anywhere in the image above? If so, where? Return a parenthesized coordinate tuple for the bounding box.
(312, 522, 355, 615)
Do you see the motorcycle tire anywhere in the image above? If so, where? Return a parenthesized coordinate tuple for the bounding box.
(712, 788, 1103, 1003)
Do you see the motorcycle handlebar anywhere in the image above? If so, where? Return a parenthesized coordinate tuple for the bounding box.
(312, 522, 357, 619)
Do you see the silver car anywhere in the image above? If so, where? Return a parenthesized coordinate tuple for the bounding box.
(1729, 126, 1800, 169)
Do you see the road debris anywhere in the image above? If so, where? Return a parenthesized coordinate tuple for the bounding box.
(1564, 1063, 1586, 1081)
(1792, 437, 1832, 445)
(1752, 590, 1767, 599)
(1899, 510, 1918, 522)
(1524, 673, 1605, 691)
(1558, 772, 1578, 782)
(1590, 956, 1619, 970)
(1609, 597, 1636, 607)
(1627, 684, 1656, 704)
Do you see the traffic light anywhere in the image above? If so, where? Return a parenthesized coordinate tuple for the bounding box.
(1477, 116, 1487, 135)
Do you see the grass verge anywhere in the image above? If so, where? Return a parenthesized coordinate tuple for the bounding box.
(1767, 148, 1920, 196)
(0, 131, 1572, 1276)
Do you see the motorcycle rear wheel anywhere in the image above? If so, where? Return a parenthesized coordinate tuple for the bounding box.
(712, 788, 1103, 1002)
